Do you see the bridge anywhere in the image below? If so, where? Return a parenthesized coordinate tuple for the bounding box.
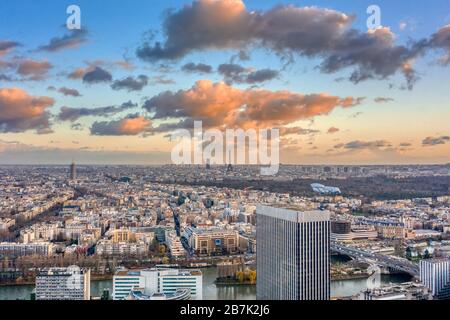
(331, 242, 420, 277)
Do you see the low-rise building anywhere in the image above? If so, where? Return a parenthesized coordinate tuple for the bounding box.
(183, 227, 238, 256)
(0, 242, 55, 257)
(0, 218, 15, 231)
(96, 240, 148, 256)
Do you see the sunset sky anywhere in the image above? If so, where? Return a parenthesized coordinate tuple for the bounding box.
(0, 0, 450, 165)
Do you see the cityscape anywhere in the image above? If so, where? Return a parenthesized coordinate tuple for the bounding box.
(0, 163, 449, 300)
(1, 0, 450, 305)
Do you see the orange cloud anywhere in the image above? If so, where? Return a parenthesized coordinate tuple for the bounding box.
(68, 67, 87, 79)
(327, 127, 340, 134)
(17, 59, 52, 80)
(145, 80, 363, 130)
(90, 115, 152, 136)
(0, 87, 54, 132)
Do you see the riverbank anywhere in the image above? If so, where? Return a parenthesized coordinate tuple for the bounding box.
(332, 274, 369, 281)
(214, 273, 370, 286)
(215, 279, 255, 286)
(0, 274, 113, 287)
(0, 266, 413, 300)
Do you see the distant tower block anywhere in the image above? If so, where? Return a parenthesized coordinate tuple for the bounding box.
(226, 150, 233, 172)
(70, 161, 77, 180)
(206, 158, 211, 170)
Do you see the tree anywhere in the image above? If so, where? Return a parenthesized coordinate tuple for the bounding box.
(236, 271, 244, 283)
(158, 244, 166, 255)
(405, 247, 412, 260)
(162, 256, 170, 264)
(248, 270, 256, 284)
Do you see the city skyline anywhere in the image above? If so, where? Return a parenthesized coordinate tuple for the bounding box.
(1, 0, 450, 165)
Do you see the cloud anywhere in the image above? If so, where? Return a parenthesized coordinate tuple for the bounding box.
(349, 111, 363, 119)
(0, 88, 54, 133)
(36, 128, 54, 135)
(114, 60, 134, 70)
(374, 97, 394, 103)
(90, 114, 152, 136)
(58, 101, 137, 122)
(398, 17, 419, 33)
(58, 87, 82, 97)
(67, 60, 134, 81)
(428, 25, 450, 66)
(246, 69, 279, 84)
(218, 63, 247, 81)
(231, 50, 251, 63)
(399, 142, 412, 147)
(38, 29, 88, 52)
(150, 75, 175, 85)
(182, 62, 213, 73)
(17, 59, 52, 80)
(68, 67, 87, 79)
(71, 123, 84, 131)
(422, 136, 450, 146)
(335, 140, 393, 150)
(82, 66, 112, 84)
(399, 142, 412, 148)
(327, 127, 340, 134)
(339, 97, 365, 107)
(143, 80, 363, 130)
(136, 0, 443, 88)
(279, 127, 320, 136)
(0, 40, 20, 56)
(0, 74, 12, 81)
(0, 60, 15, 70)
(111, 75, 149, 91)
(218, 63, 278, 84)
(399, 22, 408, 31)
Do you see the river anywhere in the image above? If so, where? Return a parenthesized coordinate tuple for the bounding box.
(0, 256, 412, 300)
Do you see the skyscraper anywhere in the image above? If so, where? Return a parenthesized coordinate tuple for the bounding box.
(420, 259, 450, 299)
(256, 205, 330, 300)
(70, 161, 76, 180)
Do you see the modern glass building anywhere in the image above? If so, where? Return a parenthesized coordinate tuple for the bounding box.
(256, 205, 330, 300)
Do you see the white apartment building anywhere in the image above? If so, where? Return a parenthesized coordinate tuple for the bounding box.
(95, 240, 148, 256)
(113, 268, 202, 300)
(20, 223, 60, 244)
(0, 242, 55, 257)
(165, 229, 187, 258)
(35, 267, 91, 300)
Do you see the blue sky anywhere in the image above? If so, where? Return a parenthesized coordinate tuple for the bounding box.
(0, 0, 449, 164)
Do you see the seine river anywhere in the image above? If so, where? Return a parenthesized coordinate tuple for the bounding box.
(0, 256, 411, 300)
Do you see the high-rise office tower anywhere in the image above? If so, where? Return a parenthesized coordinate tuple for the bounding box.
(70, 161, 76, 180)
(420, 259, 450, 299)
(256, 205, 330, 300)
(35, 267, 90, 300)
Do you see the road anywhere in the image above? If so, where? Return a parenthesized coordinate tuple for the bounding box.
(331, 242, 419, 277)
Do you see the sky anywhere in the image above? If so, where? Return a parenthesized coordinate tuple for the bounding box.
(0, 0, 449, 165)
